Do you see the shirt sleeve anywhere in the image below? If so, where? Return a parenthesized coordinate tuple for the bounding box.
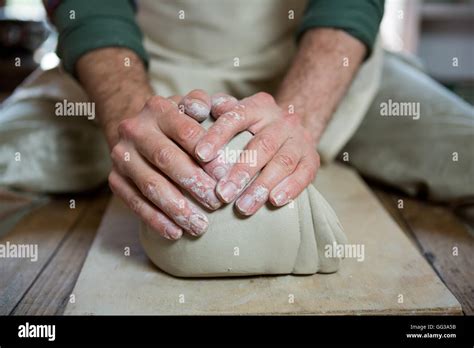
(297, 0, 385, 58)
(47, 0, 149, 75)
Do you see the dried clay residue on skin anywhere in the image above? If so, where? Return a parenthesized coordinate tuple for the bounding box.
(144, 179, 212, 235)
(225, 111, 243, 122)
(188, 102, 207, 116)
(155, 212, 182, 240)
(183, 98, 210, 121)
(211, 96, 230, 107)
(236, 171, 251, 190)
(253, 185, 269, 203)
(174, 207, 209, 237)
(179, 172, 220, 209)
(211, 94, 238, 108)
(237, 184, 269, 214)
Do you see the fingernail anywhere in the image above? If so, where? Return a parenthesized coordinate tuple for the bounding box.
(189, 214, 209, 236)
(186, 99, 209, 121)
(235, 171, 251, 189)
(206, 191, 222, 210)
(164, 226, 183, 240)
(212, 166, 227, 180)
(217, 181, 238, 202)
(196, 143, 213, 161)
(273, 191, 288, 206)
(236, 194, 254, 214)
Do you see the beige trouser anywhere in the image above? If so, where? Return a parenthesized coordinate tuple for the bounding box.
(0, 0, 473, 202)
(340, 52, 474, 202)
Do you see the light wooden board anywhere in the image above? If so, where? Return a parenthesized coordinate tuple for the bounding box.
(65, 163, 461, 315)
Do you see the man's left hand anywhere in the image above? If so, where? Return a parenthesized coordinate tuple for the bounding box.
(195, 92, 320, 216)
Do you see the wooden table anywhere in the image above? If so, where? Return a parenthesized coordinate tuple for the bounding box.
(1, 177, 472, 315)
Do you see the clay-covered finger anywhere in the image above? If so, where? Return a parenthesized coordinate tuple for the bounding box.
(129, 131, 221, 210)
(108, 170, 183, 240)
(157, 106, 231, 181)
(179, 89, 211, 122)
(200, 151, 232, 181)
(111, 146, 209, 236)
(194, 92, 280, 163)
(269, 152, 320, 207)
(194, 103, 252, 162)
(210, 93, 238, 118)
(235, 145, 300, 215)
(215, 121, 288, 203)
(158, 106, 207, 158)
(119, 112, 221, 210)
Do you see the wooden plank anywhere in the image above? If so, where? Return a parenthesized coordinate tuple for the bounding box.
(65, 164, 461, 315)
(11, 192, 110, 315)
(397, 197, 474, 315)
(371, 188, 415, 243)
(0, 198, 87, 315)
(370, 186, 473, 314)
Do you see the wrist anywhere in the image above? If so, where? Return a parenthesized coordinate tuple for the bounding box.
(278, 99, 326, 147)
(76, 47, 154, 148)
(100, 91, 153, 148)
(276, 28, 366, 148)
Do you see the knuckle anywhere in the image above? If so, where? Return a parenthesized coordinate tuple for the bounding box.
(152, 145, 175, 168)
(221, 110, 245, 126)
(145, 96, 170, 112)
(117, 119, 137, 139)
(274, 153, 297, 172)
(257, 133, 278, 155)
(128, 195, 143, 214)
(176, 123, 201, 143)
(285, 113, 303, 126)
(110, 144, 126, 165)
(254, 92, 275, 104)
(141, 178, 160, 201)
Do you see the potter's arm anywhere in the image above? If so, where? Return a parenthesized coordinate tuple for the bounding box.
(276, 0, 385, 144)
(275, 28, 366, 145)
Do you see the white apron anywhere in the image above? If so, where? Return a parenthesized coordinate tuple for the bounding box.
(138, 0, 382, 161)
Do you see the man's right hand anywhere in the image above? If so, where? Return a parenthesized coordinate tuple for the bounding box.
(76, 47, 232, 240)
(108, 90, 231, 240)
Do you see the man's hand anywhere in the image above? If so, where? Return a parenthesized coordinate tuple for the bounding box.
(76, 49, 225, 240)
(109, 90, 226, 241)
(192, 28, 365, 216)
(195, 92, 320, 216)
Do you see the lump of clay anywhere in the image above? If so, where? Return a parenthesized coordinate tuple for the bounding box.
(139, 119, 347, 277)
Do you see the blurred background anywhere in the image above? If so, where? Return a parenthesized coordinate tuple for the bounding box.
(381, 0, 473, 103)
(0, 0, 473, 102)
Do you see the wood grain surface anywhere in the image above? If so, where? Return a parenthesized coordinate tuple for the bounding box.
(64, 164, 462, 315)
